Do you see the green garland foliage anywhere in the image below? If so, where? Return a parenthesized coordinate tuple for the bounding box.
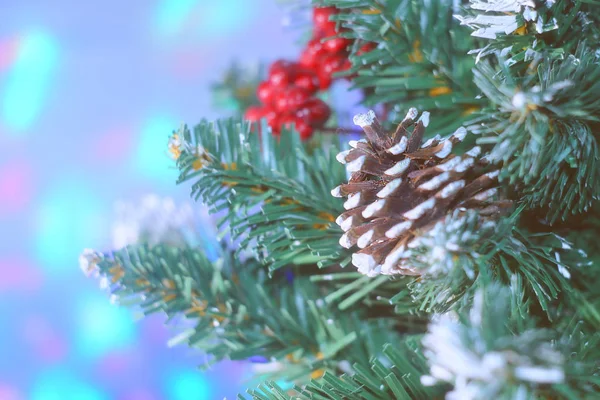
(470, 45, 600, 223)
(456, 0, 600, 64)
(243, 284, 600, 399)
(173, 120, 350, 272)
(171, 117, 587, 321)
(420, 283, 600, 399)
(91, 243, 404, 382)
(240, 341, 443, 400)
(457, 0, 600, 224)
(402, 210, 585, 317)
(319, 0, 480, 135)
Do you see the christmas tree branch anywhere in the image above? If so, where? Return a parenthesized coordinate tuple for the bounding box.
(82, 243, 403, 382)
(420, 283, 600, 399)
(456, 0, 600, 63)
(403, 207, 593, 320)
(319, 0, 481, 135)
(172, 119, 350, 273)
(239, 340, 443, 400)
(469, 45, 600, 223)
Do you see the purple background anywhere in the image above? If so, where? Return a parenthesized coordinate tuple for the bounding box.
(0, 1, 306, 398)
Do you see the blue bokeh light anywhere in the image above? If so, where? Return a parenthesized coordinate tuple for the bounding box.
(134, 115, 180, 184)
(200, 0, 255, 38)
(155, 0, 198, 37)
(165, 369, 212, 400)
(30, 368, 108, 400)
(35, 178, 107, 273)
(2, 30, 58, 133)
(74, 294, 137, 360)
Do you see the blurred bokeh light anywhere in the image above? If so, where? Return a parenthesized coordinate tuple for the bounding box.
(0, 0, 299, 398)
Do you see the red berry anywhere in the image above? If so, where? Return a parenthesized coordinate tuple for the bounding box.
(269, 70, 291, 87)
(357, 42, 377, 56)
(313, 7, 338, 35)
(269, 59, 298, 76)
(299, 98, 331, 126)
(294, 71, 319, 94)
(274, 97, 288, 112)
(317, 72, 332, 90)
(244, 105, 268, 122)
(317, 60, 340, 89)
(341, 59, 355, 80)
(318, 54, 350, 89)
(257, 81, 277, 104)
(323, 37, 352, 54)
(300, 38, 327, 68)
(268, 59, 302, 87)
(265, 109, 281, 135)
(322, 54, 348, 75)
(279, 113, 295, 125)
(274, 86, 311, 112)
(264, 108, 278, 125)
(296, 120, 314, 140)
(282, 115, 313, 140)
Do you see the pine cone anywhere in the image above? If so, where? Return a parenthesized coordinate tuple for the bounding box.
(332, 109, 511, 277)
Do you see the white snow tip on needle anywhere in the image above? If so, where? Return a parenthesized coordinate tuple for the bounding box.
(512, 92, 527, 109)
(353, 110, 376, 128)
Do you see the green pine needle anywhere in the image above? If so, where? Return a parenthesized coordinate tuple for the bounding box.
(319, 0, 480, 135)
(90, 242, 402, 381)
(242, 341, 443, 400)
(173, 119, 350, 273)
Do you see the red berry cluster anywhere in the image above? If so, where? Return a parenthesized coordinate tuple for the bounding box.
(244, 61, 331, 139)
(245, 7, 352, 139)
(300, 6, 353, 90)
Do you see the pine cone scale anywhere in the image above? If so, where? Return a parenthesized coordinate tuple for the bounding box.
(382, 159, 413, 177)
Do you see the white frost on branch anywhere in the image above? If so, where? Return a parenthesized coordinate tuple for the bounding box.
(469, 0, 535, 13)
(79, 248, 103, 277)
(408, 210, 494, 279)
(421, 289, 565, 399)
(455, 0, 556, 40)
(111, 194, 201, 249)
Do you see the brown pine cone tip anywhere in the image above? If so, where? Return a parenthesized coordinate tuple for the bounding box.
(332, 108, 512, 277)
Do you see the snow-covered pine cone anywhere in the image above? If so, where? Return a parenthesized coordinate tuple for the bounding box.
(332, 108, 511, 277)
